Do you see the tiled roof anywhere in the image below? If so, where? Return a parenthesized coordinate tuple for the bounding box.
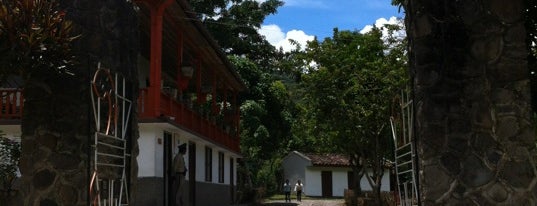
(303, 153, 351, 167)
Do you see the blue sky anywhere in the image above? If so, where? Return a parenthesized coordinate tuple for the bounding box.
(258, 0, 404, 51)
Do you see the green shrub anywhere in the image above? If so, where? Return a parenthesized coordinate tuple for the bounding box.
(0, 137, 21, 205)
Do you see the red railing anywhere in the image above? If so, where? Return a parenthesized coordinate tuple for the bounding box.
(0, 88, 239, 153)
(0, 89, 23, 119)
(137, 89, 240, 152)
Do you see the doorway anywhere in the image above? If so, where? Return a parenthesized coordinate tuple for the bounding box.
(321, 171, 333, 197)
(188, 142, 196, 205)
(163, 132, 173, 205)
(230, 157, 235, 203)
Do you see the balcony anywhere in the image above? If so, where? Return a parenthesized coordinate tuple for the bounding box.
(0, 89, 23, 120)
(137, 89, 240, 152)
(0, 88, 240, 152)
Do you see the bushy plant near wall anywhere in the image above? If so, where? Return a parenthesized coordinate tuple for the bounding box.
(0, 136, 20, 203)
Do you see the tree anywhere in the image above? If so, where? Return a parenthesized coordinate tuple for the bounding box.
(189, 0, 283, 68)
(0, 1, 139, 205)
(0, 0, 77, 82)
(296, 26, 407, 205)
(230, 55, 295, 196)
(403, 0, 537, 204)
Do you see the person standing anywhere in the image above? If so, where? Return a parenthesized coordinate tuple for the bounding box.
(283, 179, 292, 202)
(294, 179, 304, 202)
(173, 143, 188, 206)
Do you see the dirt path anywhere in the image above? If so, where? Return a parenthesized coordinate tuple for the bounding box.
(262, 199, 346, 206)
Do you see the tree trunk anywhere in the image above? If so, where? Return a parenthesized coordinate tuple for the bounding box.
(18, 1, 139, 205)
(407, 0, 537, 204)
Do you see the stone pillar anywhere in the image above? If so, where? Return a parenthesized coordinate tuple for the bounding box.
(407, 0, 537, 204)
(19, 0, 139, 205)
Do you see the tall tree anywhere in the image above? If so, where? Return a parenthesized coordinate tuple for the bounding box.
(296, 26, 407, 204)
(189, 0, 283, 68)
(404, 0, 537, 204)
(230, 55, 295, 194)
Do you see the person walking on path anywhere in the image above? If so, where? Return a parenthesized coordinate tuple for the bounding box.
(173, 143, 188, 206)
(283, 179, 292, 202)
(294, 179, 304, 202)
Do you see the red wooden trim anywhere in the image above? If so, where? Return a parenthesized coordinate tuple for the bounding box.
(233, 91, 240, 138)
(223, 88, 228, 112)
(176, 30, 184, 91)
(211, 69, 217, 113)
(195, 57, 203, 104)
(143, 0, 174, 117)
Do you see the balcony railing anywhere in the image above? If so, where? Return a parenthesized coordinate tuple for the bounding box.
(0, 89, 23, 119)
(0, 88, 239, 153)
(137, 89, 240, 152)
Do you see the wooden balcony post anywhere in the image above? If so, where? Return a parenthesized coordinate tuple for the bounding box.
(211, 70, 217, 114)
(195, 56, 203, 104)
(135, 0, 174, 117)
(176, 29, 184, 92)
(233, 91, 240, 138)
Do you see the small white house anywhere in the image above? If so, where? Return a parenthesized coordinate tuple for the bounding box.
(282, 151, 391, 197)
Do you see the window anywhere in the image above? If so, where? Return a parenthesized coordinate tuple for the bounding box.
(218, 152, 225, 183)
(205, 147, 212, 182)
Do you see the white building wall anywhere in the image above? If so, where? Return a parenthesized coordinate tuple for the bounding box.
(304, 167, 391, 197)
(304, 168, 349, 197)
(116, 122, 243, 186)
(282, 151, 311, 189)
(305, 169, 321, 196)
(195, 143, 205, 182)
(223, 151, 230, 184)
(361, 170, 391, 192)
(137, 126, 158, 177)
(332, 169, 349, 197)
(154, 131, 164, 178)
(211, 147, 217, 183)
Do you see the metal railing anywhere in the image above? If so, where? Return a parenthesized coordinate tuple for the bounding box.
(390, 89, 419, 206)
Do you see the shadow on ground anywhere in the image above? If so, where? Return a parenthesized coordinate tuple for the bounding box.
(261, 203, 299, 206)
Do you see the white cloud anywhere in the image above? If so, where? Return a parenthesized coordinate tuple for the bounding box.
(359, 16, 399, 34)
(259, 24, 315, 52)
(360, 16, 406, 42)
(259, 24, 285, 46)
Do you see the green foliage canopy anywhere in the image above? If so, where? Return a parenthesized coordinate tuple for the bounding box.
(296, 26, 407, 153)
(190, 0, 283, 67)
(0, 0, 78, 83)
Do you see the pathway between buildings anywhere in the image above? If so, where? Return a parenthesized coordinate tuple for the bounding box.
(260, 199, 346, 206)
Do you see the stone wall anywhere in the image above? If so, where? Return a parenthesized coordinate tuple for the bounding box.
(407, 0, 537, 205)
(18, 1, 139, 205)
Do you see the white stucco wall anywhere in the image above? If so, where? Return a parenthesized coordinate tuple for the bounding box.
(195, 143, 205, 182)
(305, 168, 321, 196)
(304, 167, 391, 197)
(332, 169, 350, 196)
(138, 125, 241, 183)
(137, 126, 158, 177)
(361, 170, 391, 192)
(2, 121, 240, 186)
(282, 151, 311, 189)
(305, 167, 350, 197)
